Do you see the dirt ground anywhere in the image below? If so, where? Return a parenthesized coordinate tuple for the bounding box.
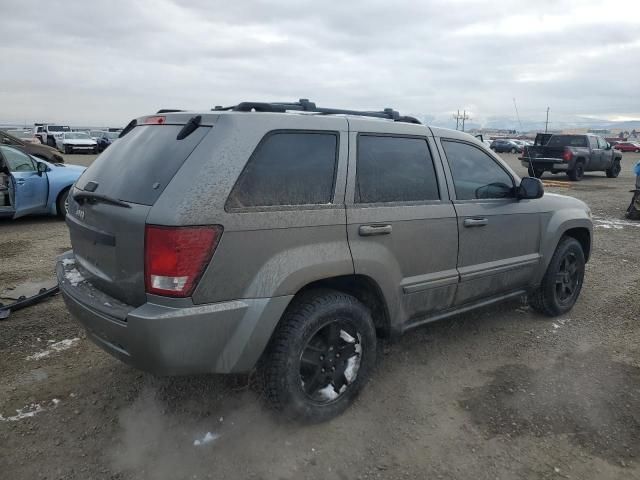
(1, 152, 639, 480)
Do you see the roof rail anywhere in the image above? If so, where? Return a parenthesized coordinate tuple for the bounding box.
(212, 99, 421, 124)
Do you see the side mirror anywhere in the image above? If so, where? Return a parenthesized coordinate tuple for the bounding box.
(518, 177, 544, 200)
(37, 162, 48, 175)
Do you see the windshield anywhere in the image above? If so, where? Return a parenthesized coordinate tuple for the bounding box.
(546, 135, 588, 147)
(65, 132, 91, 139)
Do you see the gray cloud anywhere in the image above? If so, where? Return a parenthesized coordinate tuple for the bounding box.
(1, 0, 639, 127)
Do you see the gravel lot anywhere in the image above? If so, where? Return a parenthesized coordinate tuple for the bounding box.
(1, 152, 639, 480)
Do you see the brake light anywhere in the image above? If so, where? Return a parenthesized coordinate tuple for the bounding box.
(144, 225, 223, 297)
(562, 148, 573, 162)
(144, 116, 166, 125)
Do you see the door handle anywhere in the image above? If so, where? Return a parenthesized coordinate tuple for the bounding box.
(15, 180, 26, 185)
(463, 218, 488, 227)
(359, 224, 392, 236)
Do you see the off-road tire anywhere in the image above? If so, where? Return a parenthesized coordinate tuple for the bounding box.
(56, 188, 70, 219)
(529, 236, 585, 317)
(260, 289, 377, 423)
(567, 161, 585, 181)
(606, 160, 621, 178)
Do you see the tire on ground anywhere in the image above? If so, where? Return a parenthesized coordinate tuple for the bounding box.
(529, 236, 585, 317)
(260, 289, 377, 423)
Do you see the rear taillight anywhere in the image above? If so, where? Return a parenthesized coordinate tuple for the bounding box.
(562, 148, 573, 162)
(144, 116, 166, 125)
(144, 225, 223, 297)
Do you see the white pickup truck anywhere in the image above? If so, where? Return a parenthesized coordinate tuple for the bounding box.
(33, 124, 71, 147)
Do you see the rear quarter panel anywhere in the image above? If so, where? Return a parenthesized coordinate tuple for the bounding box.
(147, 114, 353, 304)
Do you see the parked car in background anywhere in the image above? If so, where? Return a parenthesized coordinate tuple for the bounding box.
(0, 130, 64, 163)
(521, 134, 622, 180)
(0, 145, 84, 219)
(90, 131, 120, 152)
(57, 101, 592, 422)
(33, 124, 71, 147)
(55, 132, 98, 154)
(490, 138, 523, 153)
(614, 141, 640, 152)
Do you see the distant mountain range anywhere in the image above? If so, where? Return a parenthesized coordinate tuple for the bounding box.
(424, 115, 640, 133)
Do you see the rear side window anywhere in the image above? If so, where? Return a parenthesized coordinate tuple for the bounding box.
(226, 131, 338, 209)
(588, 137, 598, 149)
(356, 135, 439, 203)
(76, 125, 210, 205)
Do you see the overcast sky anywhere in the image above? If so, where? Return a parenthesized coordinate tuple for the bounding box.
(1, 0, 639, 127)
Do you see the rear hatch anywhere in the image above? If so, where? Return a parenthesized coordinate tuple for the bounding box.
(66, 116, 212, 306)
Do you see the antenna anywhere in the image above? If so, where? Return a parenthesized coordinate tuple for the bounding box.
(513, 98, 523, 132)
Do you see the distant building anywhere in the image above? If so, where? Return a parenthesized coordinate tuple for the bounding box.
(587, 128, 610, 134)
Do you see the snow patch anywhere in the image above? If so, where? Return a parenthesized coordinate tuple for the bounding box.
(0, 403, 44, 422)
(27, 338, 80, 360)
(61, 258, 76, 266)
(594, 217, 640, 230)
(340, 329, 356, 343)
(317, 384, 339, 401)
(64, 268, 85, 286)
(344, 355, 360, 383)
(193, 431, 220, 446)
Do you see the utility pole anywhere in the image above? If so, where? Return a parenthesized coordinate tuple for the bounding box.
(545, 107, 550, 133)
(453, 109, 471, 131)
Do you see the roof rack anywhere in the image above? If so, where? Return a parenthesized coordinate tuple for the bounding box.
(211, 99, 422, 124)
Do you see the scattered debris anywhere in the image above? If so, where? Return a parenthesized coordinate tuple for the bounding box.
(64, 268, 85, 287)
(0, 283, 60, 320)
(27, 338, 80, 360)
(0, 403, 44, 422)
(193, 431, 220, 446)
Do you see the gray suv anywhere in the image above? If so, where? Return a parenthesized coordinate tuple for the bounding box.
(57, 100, 592, 421)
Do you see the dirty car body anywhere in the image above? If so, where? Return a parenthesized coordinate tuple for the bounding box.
(56, 104, 592, 420)
(0, 146, 85, 219)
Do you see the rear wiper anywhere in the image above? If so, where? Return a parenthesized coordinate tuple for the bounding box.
(74, 192, 131, 208)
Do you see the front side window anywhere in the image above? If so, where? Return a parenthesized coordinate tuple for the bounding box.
(0, 146, 35, 172)
(356, 135, 439, 203)
(226, 131, 338, 208)
(597, 137, 608, 149)
(441, 140, 514, 200)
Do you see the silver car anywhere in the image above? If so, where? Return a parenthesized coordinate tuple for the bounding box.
(57, 100, 592, 422)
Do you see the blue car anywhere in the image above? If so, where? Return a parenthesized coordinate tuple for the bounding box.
(0, 145, 85, 219)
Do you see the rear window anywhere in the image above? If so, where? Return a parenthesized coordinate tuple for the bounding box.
(226, 131, 338, 209)
(547, 135, 587, 147)
(76, 125, 210, 205)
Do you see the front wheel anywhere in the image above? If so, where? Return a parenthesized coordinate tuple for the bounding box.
(510, 147, 517, 153)
(56, 188, 70, 219)
(529, 236, 585, 316)
(260, 289, 377, 422)
(606, 160, 621, 178)
(528, 165, 544, 178)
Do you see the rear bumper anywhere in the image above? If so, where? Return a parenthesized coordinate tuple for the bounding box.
(520, 158, 569, 171)
(56, 253, 292, 375)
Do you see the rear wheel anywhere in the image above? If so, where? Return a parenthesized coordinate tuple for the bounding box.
(56, 188, 70, 219)
(64, 145, 71, 155)
(529, 236, 585, 316)
(46, 137, 55, 147)
(567, 161, 584, 181)
(510, 147, 517, 153)
(606, 160, 621, 178)
(260, 289, 376, 422)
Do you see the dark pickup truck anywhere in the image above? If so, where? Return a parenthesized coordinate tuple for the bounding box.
(521, 133, 622, 181)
